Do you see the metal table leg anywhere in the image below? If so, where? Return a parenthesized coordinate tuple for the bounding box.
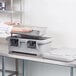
(8, 59, 19, 76)
(16, 59, 18, 76)
(70, 67, 73, 76)
(23, 60, 24, 76)
(2, 56, 5, 76)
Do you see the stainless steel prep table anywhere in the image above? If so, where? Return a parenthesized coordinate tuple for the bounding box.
(0, 52, 76, 76)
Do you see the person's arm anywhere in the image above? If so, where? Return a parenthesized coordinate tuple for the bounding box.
(4, 22, 32, 33)
(11, 27, 32, 33)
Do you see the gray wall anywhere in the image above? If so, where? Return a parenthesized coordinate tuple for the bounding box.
(24, 60, 70, 76)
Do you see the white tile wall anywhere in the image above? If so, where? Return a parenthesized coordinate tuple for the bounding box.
(22, 0, 76, 48)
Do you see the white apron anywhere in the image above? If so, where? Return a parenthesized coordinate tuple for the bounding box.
(0, 23, 13, 55)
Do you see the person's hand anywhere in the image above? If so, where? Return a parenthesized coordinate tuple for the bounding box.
(4, 22, 20, 26)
